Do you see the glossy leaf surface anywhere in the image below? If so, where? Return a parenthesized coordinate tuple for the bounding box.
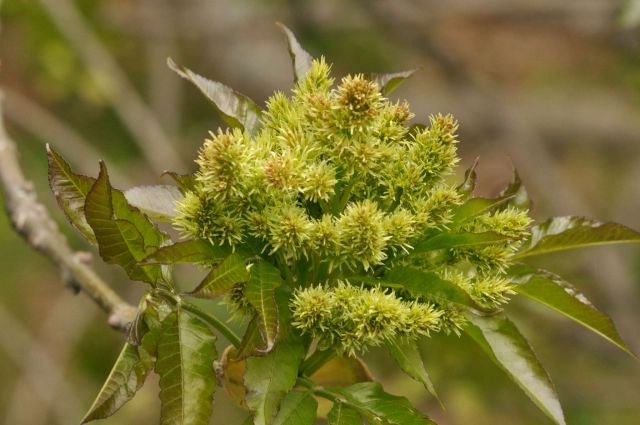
(465, 314, 565, 425)
(385, 338, 439, 402)
(124, 185, 183, 221)
(168, 58, 262, 134)
(156, 305, 217, 425)
(517, 216, 640, 258)
(190, 254, 249, 299)
(508, 264, 633, 356)
(384, 266, 479, 309)
(84, 162, 164, 283)
(276, 23, 313, 82)
(245, 334, 305, 425)
(143, 239, 231, 265)
(272, 391, 317, 425)
(47, 144, 97, 244)
(365, 69, 417, 96)
(245, 261, 283, 351)
(82, 343, 152, 423)
(327, 403, 362, 425)
(327, 382, 436, 425)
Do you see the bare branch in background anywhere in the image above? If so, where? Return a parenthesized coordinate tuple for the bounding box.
(37, 0, 187, 174)
(0, 92, 135, 331)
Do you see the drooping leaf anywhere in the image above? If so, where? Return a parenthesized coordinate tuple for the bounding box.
(81, 343, 152, 423)
(385, 338, 440, 403)
(326, 382, 436, 425)
(499, 167, 531, 211)
(168, 58, 262, 134)
(84, 162, 164, 284)
(456, 157, 479, 199)
(327, 402, 362, 425)
(412, 231, 511, 253)
(219, 345, 248, 409)
(124, 185, 183, 222)
(244, 333, 306, 425)
(245, 261, 283, 352)
(366, 69, 418, 96)
(516, 216, 640, 259)
(47, 144, 97, 244)
(143, 239, 231, 265)
(383, 266, 480, 309)
(272, 390, 318, 425)
(161, 171, 196, 193)
(508, 264, 634, 356)
(465, 313, 565, 425)
(310, 356, 373, 388)
(190, 254, 249, 299)
(276, 23, 313, 83)
(156, 304, 217, 425)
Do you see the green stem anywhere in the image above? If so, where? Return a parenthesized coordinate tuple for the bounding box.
(300, 348, 336, 375)
(334, 178, 356, 214)
(182, 302, 241, 348)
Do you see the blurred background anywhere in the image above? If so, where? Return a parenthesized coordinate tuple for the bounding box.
(1, 0, 640, 424)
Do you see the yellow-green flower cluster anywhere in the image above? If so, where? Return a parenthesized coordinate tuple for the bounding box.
(173, 58, 534, 354)
(174, 58, 462, 271)
(291, 282, 441, 356)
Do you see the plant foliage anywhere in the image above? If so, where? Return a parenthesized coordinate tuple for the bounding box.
(46, 24, 639, 425)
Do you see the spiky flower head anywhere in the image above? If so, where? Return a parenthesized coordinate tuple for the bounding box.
(291, 283, 441, 356)
(337, 200, 389, 270)
(173, 58, 536, 355)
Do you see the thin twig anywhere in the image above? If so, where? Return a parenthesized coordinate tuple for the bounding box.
(0, 92, 136, 330)
(37, 0, 186, 174)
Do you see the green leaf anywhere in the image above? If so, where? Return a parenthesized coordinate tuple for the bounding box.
(272, 391, 318, 425)
(327, 382, 436, 425)
(499, 167, 531, 211)
(189, 254, 249, 299)
(456, 157, 479, 199)
(236, 315, 264, 359)
(465, 314, 565, 425)
(156, 304, 217, 425)
(508, 264, 634, 357)
(81, 343, 152, 423)
(327, 402, 362, 425)
(124, 185, 183, 222)
(385, 338, 440, 404)
(47, 144, 97, 244)
(516, 216, 640, 259)
(383, 266, 480, 309)
(161, 171, 196, 193)
(276, 23, 313, 83)
(84, 162, 164, 284)
(245, 261, 283, 352)
(366, 69, 418, 96)
(245, 333, 306, 425)
(451, 196, 513, 226)
(168, 58, 262, 134)
(413, 231, 511, 253)
(143, 239, 231, 265)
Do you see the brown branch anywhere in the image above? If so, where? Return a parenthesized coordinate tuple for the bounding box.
(0, 92, 135, 331)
